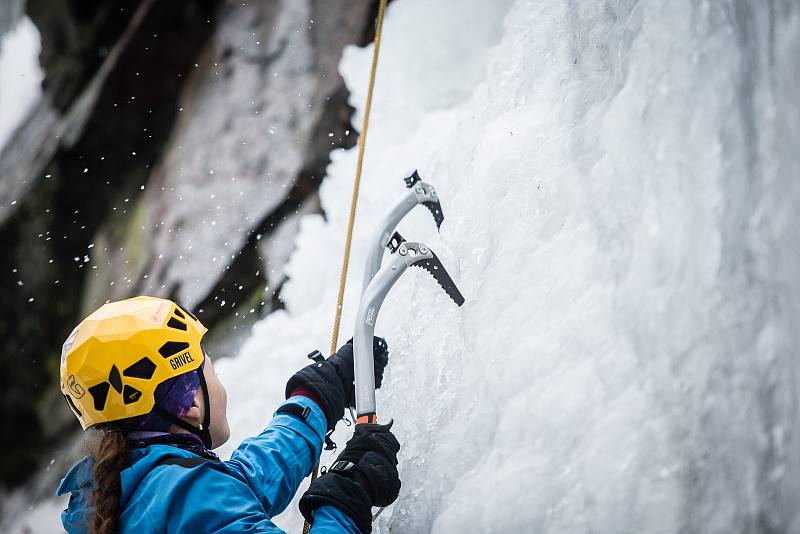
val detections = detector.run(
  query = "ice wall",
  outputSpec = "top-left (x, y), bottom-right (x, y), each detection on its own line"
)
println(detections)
top-left (219, 0), bottom-right (800, 533)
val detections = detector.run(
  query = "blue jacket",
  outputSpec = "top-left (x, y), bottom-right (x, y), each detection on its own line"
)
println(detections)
top-left (57, 396), bottom-right (360, 533)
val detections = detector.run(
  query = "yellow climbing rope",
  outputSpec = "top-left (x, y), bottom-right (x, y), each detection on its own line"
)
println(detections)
top-left (328, 0), bottom-right (389, 356)
top-left (304, 1), bottom-right (389, 532)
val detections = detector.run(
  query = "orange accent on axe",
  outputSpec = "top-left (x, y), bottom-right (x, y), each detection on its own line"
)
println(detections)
top-left (357, 413), bottom-right (377, 425)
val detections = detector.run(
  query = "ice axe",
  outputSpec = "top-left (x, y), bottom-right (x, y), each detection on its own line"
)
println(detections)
top-left (352, 232), bottom-right (463, 522)
top-left (361, 170), bottom-right (444, 293)
top-left (353, 232), bottom-right (464, 425)
top-left (306, 170), bottom-right (448, 400)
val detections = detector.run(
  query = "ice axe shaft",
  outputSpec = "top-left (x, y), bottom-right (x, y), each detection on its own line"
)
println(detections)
top-left (354, 234), bottom-right (464, 422)
top-left (354, 253), bottom-right (410, 421)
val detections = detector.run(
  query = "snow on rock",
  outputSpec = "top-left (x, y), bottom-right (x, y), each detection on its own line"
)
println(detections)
top-left (0, 15), bottom-right (42, 153)
top-left (119, 0), bottom-right (372, 309)
top-left (218, 1), bottom-right (800, 533)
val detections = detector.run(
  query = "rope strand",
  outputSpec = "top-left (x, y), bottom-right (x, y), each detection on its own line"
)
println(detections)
top-left (328, 0), bottom-right (389, 356)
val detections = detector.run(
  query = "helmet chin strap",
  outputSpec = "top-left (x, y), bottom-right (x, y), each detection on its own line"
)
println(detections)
top-left (153, 368), bottom-right (213, 448)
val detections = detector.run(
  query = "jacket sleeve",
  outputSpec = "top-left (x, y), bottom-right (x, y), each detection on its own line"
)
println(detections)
top-left (309, 505), bottom-right (362, 534)
top-left (223, 395), bottom-right (328, 517)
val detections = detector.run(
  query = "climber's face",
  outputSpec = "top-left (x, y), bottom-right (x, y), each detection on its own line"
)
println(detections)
top-left (178, 356), bottom-right (230, 448)
top-left (202, 356), bottom-right (231, 448)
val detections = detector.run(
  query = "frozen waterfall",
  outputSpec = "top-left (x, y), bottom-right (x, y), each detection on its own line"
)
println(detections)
top-left (219, 1), bottom-right (800, 532)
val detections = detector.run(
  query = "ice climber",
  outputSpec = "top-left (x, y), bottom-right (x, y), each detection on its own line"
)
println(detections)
top-left (57, 295), bottom-right (400, 533)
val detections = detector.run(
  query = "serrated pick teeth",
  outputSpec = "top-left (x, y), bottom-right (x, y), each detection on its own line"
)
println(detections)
top-left (422, 201), bottom-right (444, 230)
top-left (411, 257), bottom-right (465, 306)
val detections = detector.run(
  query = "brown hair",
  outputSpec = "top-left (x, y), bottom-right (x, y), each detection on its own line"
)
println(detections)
top-left (88, 427), bottom-right (129, 534)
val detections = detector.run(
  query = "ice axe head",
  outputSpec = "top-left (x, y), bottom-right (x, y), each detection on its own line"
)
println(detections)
top-left (387, 232), bottom-right (465, 306)
top-left (403, 170), bottom-right (445, 230)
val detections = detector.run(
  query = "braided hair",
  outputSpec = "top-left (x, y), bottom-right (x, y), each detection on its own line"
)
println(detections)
top-left (88, 427), bottom-right (129, 534)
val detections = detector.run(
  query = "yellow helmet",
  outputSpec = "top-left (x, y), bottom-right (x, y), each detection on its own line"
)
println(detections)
top-left (60, 296), bottom-right (207, 430)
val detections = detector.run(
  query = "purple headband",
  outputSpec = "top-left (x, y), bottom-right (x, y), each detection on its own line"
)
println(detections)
top-left (130, 358), bottom-right (203, 432)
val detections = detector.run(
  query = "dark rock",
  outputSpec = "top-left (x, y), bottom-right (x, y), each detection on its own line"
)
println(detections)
top-left (0, 0), bottom-right (379, 497)
top-left (89, 0), bottom-right (372, 312)
top-left (0, 0), bottom-right (219, 489)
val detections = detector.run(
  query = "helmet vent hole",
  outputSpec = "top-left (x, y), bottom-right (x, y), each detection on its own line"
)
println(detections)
top-left (173, 308), bottom-right (185, 319)
top-left (159, 341), bottom-right (190, 358)
top-left (123, 357), bottom-right (157, 380)
top-left (108, 365), bottom-right (123, 393)
top-left (63, 394), bottom-right (82, 418)
top-left (167, 317), bottom-right (188, 331)
top-left (88, 382), bottom-right (110, 411)
top-left (123, 385), bottom-right (142, 405)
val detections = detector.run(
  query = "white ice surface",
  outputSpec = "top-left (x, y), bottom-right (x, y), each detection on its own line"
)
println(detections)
top-left (0, 15), bottom-right (42, 152)
top-left (217, 0), bottom-right (800, 532)
top-left (3, 495), bottom-right (67, 534)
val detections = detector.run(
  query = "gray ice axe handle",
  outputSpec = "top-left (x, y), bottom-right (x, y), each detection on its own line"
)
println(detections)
top-left (361, 170), bottom-right (444, 294)
top-left (354, 233), bottom-right (464, 422)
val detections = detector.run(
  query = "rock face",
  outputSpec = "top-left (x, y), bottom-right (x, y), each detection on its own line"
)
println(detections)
top-left (84, 0), bottom-right (374, 343)
top-left (0, 0), bottom-right (377, 496)
top-left (0, 0), bottom-right (220, 490)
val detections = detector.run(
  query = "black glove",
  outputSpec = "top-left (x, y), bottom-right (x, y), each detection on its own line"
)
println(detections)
top-left (299, 422), bottom-right (401, 533)
top-left (286, 337), bottom-right (390, 432)
top-left (333, 336), bottom-right (390, 406)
